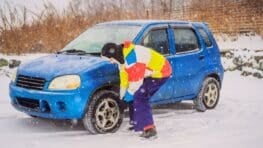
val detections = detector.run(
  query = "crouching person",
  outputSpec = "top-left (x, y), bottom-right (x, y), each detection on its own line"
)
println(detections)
top-left (101, 41), bottom-right (172, 139)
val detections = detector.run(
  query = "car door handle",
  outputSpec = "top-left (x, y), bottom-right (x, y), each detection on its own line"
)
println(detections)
top-left (199, 55), bottom-right (205, 60)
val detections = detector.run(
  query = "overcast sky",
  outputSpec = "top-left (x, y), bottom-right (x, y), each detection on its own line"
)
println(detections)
top-left (0, 0), bottom-right (71, 14)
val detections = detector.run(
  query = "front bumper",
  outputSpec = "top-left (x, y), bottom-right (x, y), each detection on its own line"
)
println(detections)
top-left (9, 83), bottom-right (87, 119)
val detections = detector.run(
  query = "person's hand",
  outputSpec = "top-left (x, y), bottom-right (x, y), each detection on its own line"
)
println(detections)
top-left (119, 88), bottom-right (126, 100)
top-left (123, 91), bottom-right (133, 103)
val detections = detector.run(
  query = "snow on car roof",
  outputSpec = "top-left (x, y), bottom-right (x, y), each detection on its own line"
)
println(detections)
top-left (97, 20), bottom-right (195, 26)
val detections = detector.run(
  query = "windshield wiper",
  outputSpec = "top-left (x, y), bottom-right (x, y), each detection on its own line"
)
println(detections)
top-left (88, 52), bottom-right (101, 56)
top-left (56, 49), bottom-right (89, 55)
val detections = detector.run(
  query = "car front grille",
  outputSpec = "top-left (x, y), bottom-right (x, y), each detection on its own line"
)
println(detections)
top-left (16, 75), bottom-right (46, 90)
top-left (16, 97), bottom-right (40, 110)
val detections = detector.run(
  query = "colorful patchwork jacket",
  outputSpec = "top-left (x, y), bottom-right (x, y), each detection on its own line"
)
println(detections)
top-left (120, 41), bottom-right (172, 101)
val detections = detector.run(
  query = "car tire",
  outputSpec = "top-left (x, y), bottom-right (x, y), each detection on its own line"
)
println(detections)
top-left (28, 115), bottom-right (38, 118)
top-left (194, 77), bottom-right (220, 112)
top-left (82, 90), bottom-right (124, 134)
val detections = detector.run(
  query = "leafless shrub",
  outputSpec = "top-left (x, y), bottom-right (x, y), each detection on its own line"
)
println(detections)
top-left (1, 0), bottom-right (262, 54)
top-left (0, 0), bottom-right (149, 54)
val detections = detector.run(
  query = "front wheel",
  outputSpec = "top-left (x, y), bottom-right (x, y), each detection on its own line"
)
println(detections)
top-left (194, 77), bottom-right (220, 112)
top-left (82, 90), bottom-right (124, 134)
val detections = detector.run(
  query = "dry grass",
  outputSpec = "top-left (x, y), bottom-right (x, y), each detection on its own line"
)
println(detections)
top-left (0, 0), bottom-right (262, 54)
top-left (0, 1), bottom-right (146, 54)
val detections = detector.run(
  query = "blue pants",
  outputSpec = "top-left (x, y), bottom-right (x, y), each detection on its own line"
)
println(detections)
top-left (129, 77), bottom-right (168, 131)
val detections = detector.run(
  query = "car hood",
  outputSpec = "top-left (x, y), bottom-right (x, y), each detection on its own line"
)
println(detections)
top-left (18, 54), bottom-right (109, 81)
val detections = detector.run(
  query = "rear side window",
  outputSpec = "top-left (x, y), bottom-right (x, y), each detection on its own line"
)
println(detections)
top-left (198, 28), bottom-right (212, 47)
top-left (173, 28), bottom-right (200, 54)
top-left (141, 29), bottom-right (169, 55)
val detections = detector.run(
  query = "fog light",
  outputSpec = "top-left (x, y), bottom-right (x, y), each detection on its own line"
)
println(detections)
top-left (57, 102), bottom-right (66, 112)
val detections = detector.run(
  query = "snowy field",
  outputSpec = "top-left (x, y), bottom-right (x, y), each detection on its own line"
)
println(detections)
top-left (216, 34), bottom-right (263, 51)
top-left (0, 55), bottom-right (263, 148)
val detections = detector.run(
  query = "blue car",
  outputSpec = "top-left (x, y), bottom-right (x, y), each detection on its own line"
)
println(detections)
top-left (9, 20), bottom-right (224, 134)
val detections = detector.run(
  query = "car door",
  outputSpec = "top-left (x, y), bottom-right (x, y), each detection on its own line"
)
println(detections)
top-left (139, 24), bottom-right (174, 102)
top-left (169, 25), bottom-right (206, 99)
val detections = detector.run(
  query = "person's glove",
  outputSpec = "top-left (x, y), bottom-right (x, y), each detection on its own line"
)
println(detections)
top-left (123, 91), bottom-right (134, 103)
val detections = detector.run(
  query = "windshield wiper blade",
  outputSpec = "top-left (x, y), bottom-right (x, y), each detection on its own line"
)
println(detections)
top-left (88, 52), bottom-right (101, 56)
top-left (56, 49), bottom-right (88, 55)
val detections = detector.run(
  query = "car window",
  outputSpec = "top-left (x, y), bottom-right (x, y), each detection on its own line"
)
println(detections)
top-left (198, 28), bottom-right (212, 47)
top-left (173, 28), bottom-right (200, 54)
top-left (141, 28), bottom-right (169, 55)
top-left (62, 25), bottom-right (142, 53)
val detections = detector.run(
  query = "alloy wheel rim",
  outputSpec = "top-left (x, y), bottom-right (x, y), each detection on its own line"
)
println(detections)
top-left (95, 98), bottom-right (120, 130)
top-left (203, 83), bottom-right (218, 108)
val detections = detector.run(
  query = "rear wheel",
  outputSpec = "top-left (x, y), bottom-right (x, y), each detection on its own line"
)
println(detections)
top-left (82, 90), bottom-right (124, 134)
top-left (194, 77), bottom-right (220, 112)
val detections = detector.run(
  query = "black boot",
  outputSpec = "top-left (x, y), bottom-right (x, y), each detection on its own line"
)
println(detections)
top-left (140, 127), bottom-right (157, 139)
top-left (127, 126), bottom-right (134, 131)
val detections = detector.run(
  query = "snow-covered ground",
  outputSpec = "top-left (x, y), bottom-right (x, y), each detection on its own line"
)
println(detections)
top-left (0, 55), bottom-right (263, 148)
top-left (216, 34), bottom-right (263, 51)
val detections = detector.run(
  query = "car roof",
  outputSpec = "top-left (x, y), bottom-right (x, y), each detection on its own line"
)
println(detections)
top-left (97, 20), bottom-right (205, 26)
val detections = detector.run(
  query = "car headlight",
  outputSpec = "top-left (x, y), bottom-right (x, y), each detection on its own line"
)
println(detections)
top-left (11, 69), bottom-right (17, 82)
top-left (48, 75), bottom-right (81, 90)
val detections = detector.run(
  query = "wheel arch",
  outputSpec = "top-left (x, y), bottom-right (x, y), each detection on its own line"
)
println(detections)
top-left (93, 84), bottom-right (120, 95)
top-left (206, 73), bottom-right (222, 89)
top-left (195, 72), bottom-right (222, 98)
top-left (81, 83), bottom-right (120, 118)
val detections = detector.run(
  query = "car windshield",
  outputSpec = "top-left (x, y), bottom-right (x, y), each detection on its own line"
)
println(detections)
top-left (62, 24), bottom-right (142, 54)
